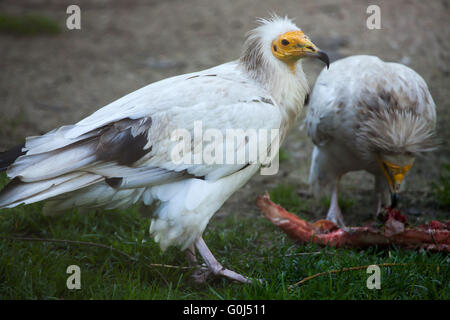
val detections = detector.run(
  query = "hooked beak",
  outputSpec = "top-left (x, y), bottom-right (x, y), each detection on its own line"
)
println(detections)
top-left (297, 38), bottom-right (329, 69)
top-left (273, 31), bottom-right (330, 69)
top-left (389, 172), bottom-right (407, 208)
top-left (376, 155), bottom-right (414, 208)
top-left (391, 193), bottom-right (399, 209)
top-left (305, 50), bottom-right (330, 69)
top-left (297, 35), bottom-right (329, 69)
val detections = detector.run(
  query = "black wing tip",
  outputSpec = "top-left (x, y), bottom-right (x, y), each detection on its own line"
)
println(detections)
top-left (105, 177), bottom-right (123, 189)
top-left (0, 143), bottom-right (26, 172)
top-left (0, 177), bottom-right (22, 207)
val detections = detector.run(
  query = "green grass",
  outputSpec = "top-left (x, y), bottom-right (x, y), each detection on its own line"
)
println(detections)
top-left (0, 13), bottom-right (61, 36)
top-left (0, 174), bottom-right (448, 299)
top-left (278, 148), bottom-right (290, 163)
top-left (433, 163), bottom-right (450, 209)
top-left (320, 196), bottom-right (356, 213)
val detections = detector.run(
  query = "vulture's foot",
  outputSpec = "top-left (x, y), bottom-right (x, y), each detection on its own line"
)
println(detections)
top-left (190, 264), bottom-right (213, 283)
top-left (193, 237), bottom-right (259, 284)
top-left (326, 208), bottom-right (347, 229)
top-left (185, 244), bottom-right (213, 283)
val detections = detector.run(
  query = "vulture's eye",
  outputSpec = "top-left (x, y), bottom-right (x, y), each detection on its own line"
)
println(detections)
top-left (281, 39), bottom-right (289, 46)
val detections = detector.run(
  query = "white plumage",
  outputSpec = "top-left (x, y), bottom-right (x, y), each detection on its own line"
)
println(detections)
top-left (306, 55), bottom-right (437, 226)
top-left (0, 16), bottom-right (328, 282)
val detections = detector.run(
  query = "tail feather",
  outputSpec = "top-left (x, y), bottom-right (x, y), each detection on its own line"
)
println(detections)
top-left (0, 173), bottom-right (102, 208)
top-left (0, 143), bottom-right (25, 172)
top-left (42, 182), bottom-right (147, 215)
top-left (7, 140), bottom-right (97, 182)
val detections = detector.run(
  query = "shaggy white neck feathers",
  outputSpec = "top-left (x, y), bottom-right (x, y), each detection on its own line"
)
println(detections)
top-left (239, 17), bottom-right (309, 126)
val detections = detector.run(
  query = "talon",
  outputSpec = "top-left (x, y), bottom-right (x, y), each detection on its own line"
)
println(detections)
top-left (193, 237), bottom-right (256, 284)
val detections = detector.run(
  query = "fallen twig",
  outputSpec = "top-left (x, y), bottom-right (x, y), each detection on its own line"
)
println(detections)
top-left (288, 262), bottom-right (409, 289)
top-left (254, 251), bottom-right (326, 261)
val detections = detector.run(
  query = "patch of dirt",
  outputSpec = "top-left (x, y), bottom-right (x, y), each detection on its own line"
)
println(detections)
top-left (0, 0), bottom-right (449, 226)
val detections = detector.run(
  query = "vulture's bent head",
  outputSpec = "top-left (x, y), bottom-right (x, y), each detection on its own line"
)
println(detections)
top-left (356, 90), bottom-right (438, 207)
top-left (240, 16), bottom-right (329, 78)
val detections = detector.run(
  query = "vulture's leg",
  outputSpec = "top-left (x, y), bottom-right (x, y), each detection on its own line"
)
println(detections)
top-left (193, 237), bottom-right (253, 283)
top-left (186, 243), bottom-right (213, 283)
top-left (185, 244), bottom-right (197, 265)
top-left (375, 183), bottom-right (383, 218)
top-left (374, 174), bottom-right (390, 219)
top-left (326, 178), bottom-right (346, 227)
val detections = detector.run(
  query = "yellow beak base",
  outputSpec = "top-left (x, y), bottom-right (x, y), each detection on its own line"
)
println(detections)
top-left (376, 155), bottom-right (413, 194)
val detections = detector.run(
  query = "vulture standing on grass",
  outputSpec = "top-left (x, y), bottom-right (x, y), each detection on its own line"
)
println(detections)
top-left (0, 17), bottom-right (329, 283)
top-left (305, 55), bottom-right (437, 227)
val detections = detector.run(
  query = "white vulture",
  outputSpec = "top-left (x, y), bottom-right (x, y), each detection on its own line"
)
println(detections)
top-left (0, 17), bottom-right (329, 283)
top-left (305, 55), bottom-right (437, 227)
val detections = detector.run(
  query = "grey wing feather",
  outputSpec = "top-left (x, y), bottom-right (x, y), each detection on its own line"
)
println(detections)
top-left (0, 116), bottom-right (178, 208)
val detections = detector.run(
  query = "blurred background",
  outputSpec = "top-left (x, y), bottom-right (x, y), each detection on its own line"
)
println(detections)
top-left (0, 0), bottom-right (449, 223)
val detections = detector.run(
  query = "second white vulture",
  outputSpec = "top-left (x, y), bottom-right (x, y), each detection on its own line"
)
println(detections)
top-left (0, 17), bottom-right (329, 283)
top-left (306, 55), bottom-right (437, 227)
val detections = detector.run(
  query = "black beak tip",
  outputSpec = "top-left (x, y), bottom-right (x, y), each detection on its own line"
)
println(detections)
top-left (317, 50), bottom-right (330, 69)
top-left (390, 193), bottom-right (399, 209)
